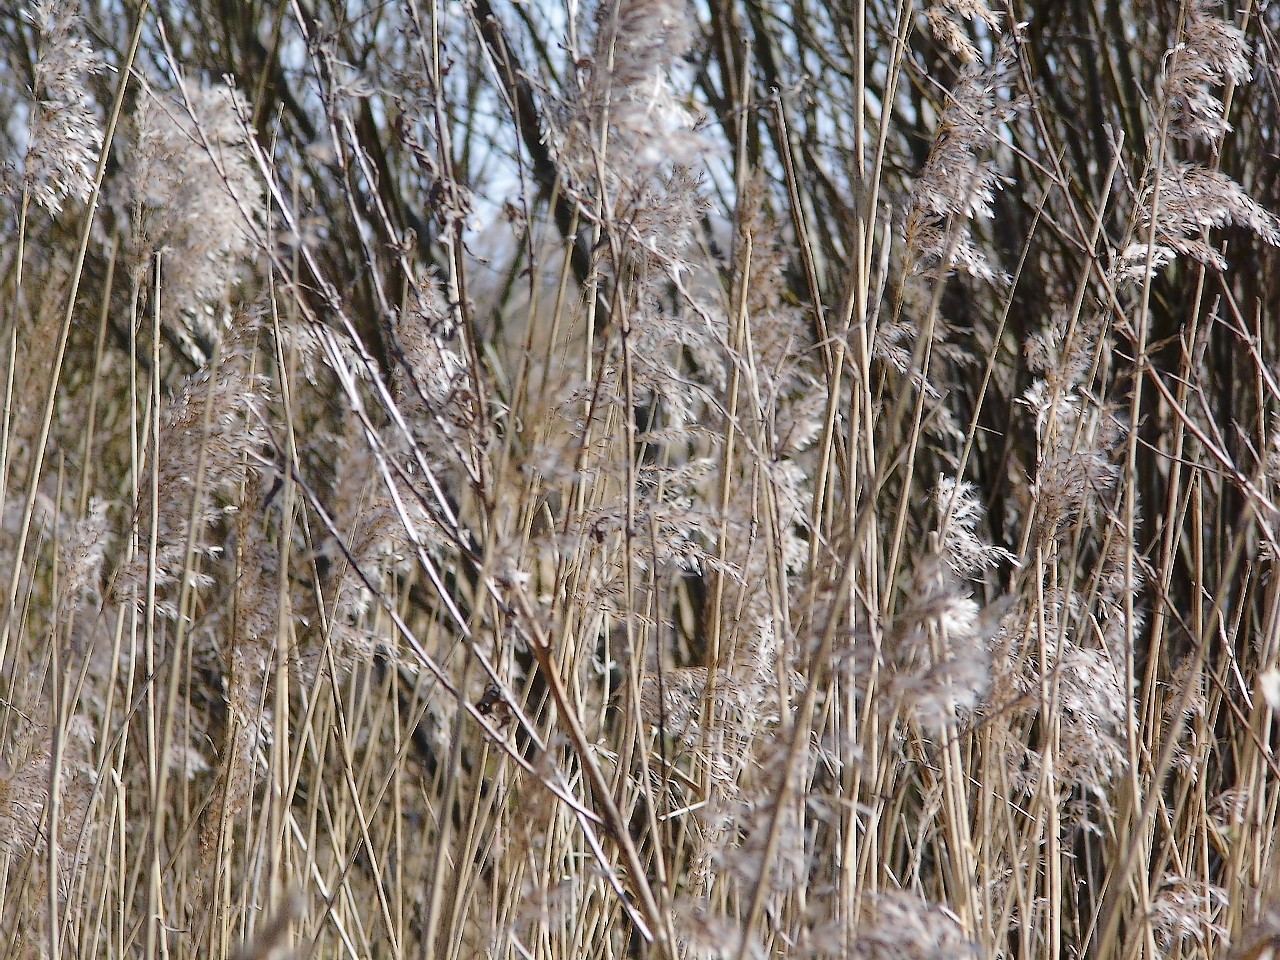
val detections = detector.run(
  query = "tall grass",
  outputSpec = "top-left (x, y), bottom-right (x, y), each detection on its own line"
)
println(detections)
top-left (2, 0), bottom-right (1279, 957)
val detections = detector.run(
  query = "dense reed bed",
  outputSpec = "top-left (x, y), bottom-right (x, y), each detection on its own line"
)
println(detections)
top-left (2, 0), bottom-right (1280, 957)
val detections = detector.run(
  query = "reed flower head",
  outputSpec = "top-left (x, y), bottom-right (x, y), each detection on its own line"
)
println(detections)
top-left (852, 890), bottom-right (980, 959)
top-left (905, 44), bottom-right (1021, 283)
top-left (125, 83), bottom-right (262, 345)
top-left (1161, 0), bottom-right (1250, 145)
top-left (19, 0), bottom-right (103, 213)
